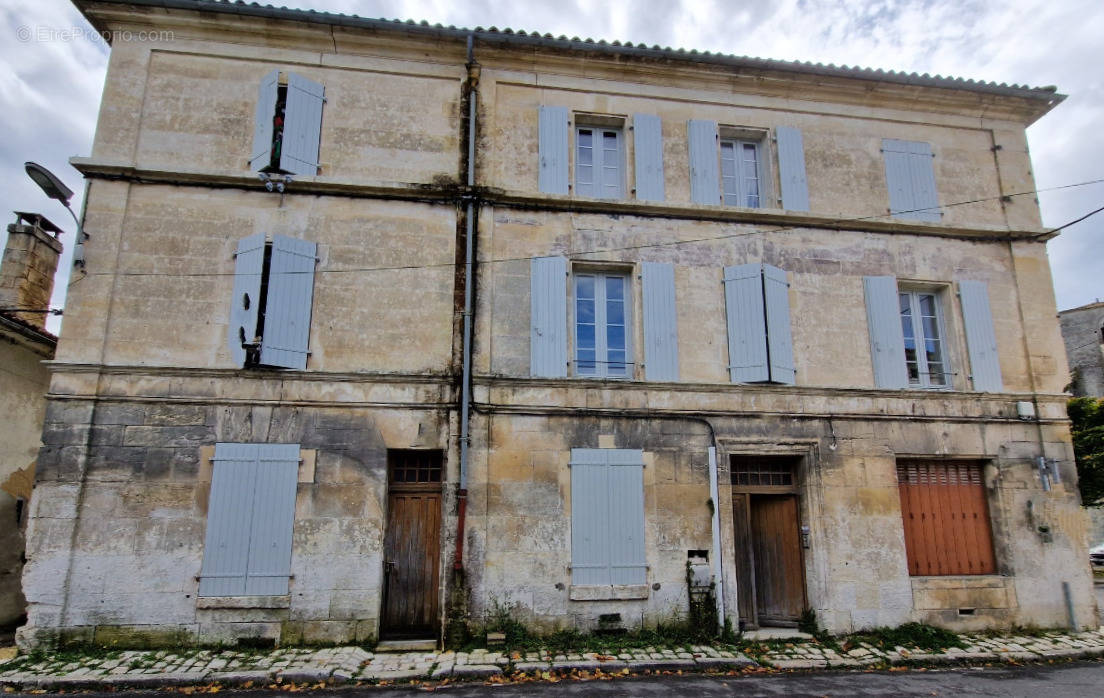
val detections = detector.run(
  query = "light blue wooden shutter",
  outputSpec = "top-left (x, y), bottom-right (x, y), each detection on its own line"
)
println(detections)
top-left (570, 449), bottom-right (609, 585)
top-left (958, 280), bottom-right (1003, 392)
top-left (606, 449), bottom-right (647, 585)
top-left (531, 256), bottom-right (568, 377)
top-left (259, 235), bottom-right (317, 370)
top-left (244, 444), bottom-right (300, 595)
top-left (642, 262), bottom-right (679, 381)
top-left (570, 449), bottom-right (646, 586)
top-left (883, 139), bottom-right (940, 222)
top-left (776, 126), bottom-right (810, 212)
top-left (723, 264), bottom-right (769, 382)
top-left (250, 70), bottom-right (279, 171)
top-left (633, 113), bottom-right (665, 202)
top-left (863, 275), bottom-right (909, 388)
top-left (539, 106), bottom-right (569, 194)
top-left (200, 443), bottom-right (257, 596)
top-left (688, 119), bottom-right (719, 205)
top-left (228, 233), bottom-right (266, 368)
top-left (200, 443), bottom-right (299, 597)
top-left (762, 264), bottom-right (795, 385)
top-left (279, 73), bottom-right (325, 175)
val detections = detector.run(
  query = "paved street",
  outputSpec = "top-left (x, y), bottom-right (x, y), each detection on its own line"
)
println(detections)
top-left (4, 660), bottom-right (1101, 697)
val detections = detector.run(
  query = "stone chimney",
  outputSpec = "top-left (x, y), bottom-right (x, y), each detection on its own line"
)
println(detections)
top-left (0, 212), bottom-right (63, 331)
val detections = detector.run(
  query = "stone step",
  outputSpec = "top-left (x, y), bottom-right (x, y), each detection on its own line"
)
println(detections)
top-left (743, 628), bottom-right (814, 642)
top-left (375, 639), bottom-right (437, 652)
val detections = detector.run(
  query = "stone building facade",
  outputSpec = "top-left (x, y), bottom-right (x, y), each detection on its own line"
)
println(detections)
top-left (1059, 301), bottom-right (1104, 398)
top-left (19, 0), bottom-right (1093, 647)
top-left (1, 213), bottom-right (62, 630)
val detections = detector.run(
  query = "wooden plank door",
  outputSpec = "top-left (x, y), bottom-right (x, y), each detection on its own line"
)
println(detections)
top-left (731, 493), bottom-right (757, 626)
top-left (381, 450), bottom-right (443, 639)
top-left (749, 494), bottom-right (805, 624)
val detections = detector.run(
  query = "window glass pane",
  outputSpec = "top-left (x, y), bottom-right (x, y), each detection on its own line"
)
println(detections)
top-left (577, 275), bottom-right (595, 299)
top-left (607, 324), bottom-right (625, 351)
top-left (576, 297), bottom-right (595, 324)
top-left (918, 294), bottom-right (936, 316)
top-left (606, 299), bottom-right (624, 325)
top-left (577, 322), bottom-right (595, 349)
top-left (577, 349), bottom-right (596, 374)
top-left (605, 276), bottom-right (624, 300)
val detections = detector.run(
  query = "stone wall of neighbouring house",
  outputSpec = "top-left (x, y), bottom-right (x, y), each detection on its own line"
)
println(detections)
top-left (1060, 303), bottom-right (1104, 397)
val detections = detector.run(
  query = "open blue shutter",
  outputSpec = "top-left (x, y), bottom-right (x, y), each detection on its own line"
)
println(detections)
top-left (724, 264), bottom-right (769, 382)
top-left (958, 280), bottom-right (1003, 392)
top-left (531, 256), bottom-right (568, 377)
top-left (776, 126), bottom-right (810, 212)
top-left (607, 449), bottom-right (647, 585)
top-left (633, 113), bottom-right (665, 201)
top-left (763, 264), bottom-right (795, 385)
top-left (228, 233), bottom-right (266, 368)
top-left (250, 70), bottom-right (279, 171)
top-left (688, 120), bottom-right (719, 205)
top-left (244, 444), bottom-right (300, 595)
top-left (863, 275), bottom-right (909, 388)
top-left (279, 73), bottom-right (324, 175)
top-left (642, 262), bottom-right (679, 381)
top-left (571, 449), bottom-right (609, 585)
top-left (200, 443), bottom-right (258, 596)
top-left (539, 106), bottom-right (569, 194)
top-left (883, 139), bottom-right (940, 222)
top-left (259, 235), bottom-right (317, 370)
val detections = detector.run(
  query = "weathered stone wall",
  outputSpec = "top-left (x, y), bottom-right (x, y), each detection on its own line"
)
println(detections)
top-left (22, 397), bottom-right (455, 647)
top-left (1059, 302), bottom-right (1104, 397)
top-left (0, 339), bottom-right (51, 627)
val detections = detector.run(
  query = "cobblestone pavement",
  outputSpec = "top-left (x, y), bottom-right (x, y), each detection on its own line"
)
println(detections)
top-left (1, 629), bottom-right (1102, 690)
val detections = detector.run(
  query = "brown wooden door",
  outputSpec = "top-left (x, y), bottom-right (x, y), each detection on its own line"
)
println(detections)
top-left (749, 494), bottom-right (805, 624)
top-left (731, 493), bottom-right (757, 625)
top-left (381, 450), bottom-right (443, 639)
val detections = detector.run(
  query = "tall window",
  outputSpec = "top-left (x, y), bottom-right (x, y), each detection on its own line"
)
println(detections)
top-left (899, 291), bottom-right (947, 387)
top-left (576, 127), bottom-right (623, 199)
top-left (721, 139), bottom-right (762, 208)
top-left (575, 272), bottom-right (630, 378)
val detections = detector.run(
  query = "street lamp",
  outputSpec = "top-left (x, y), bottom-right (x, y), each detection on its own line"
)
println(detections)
top-left (24, 161), bottom-right (87, 267)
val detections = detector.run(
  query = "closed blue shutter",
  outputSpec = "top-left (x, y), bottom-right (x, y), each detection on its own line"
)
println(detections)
top-left (688, 120), bottom-right (720, 205)
top-left (259, 235), bottom-right (317, 370)
top-left (200, 443), bottom-right (299, 597)
top-left (883, 139), bottom-right (940, 222)
top-left (539, 106), bottom-right (570, 194)
top-left (633, 113), bottom-right (665, 202)
top-left (228, 233), bottom-right (266, 368)
top-left (250, 70), bottom-right (279, 171)
top-left (244, 444), bottom-right (300, 595)
top-left (762, 264), bottom-right (796, 385)
top-left (641, 262), bottom-right (679, 381)
top-left (958, 280), bottom-right (1003, 392)
top-left (723, 264), bottom-right (769, 382)
top-left (606, 449), bottom-right (647, 585)
top-left (863, 275), bottom-right (909, 388)
top-left (776, 126), bottom-right (810, 212)
top-left (279, 73), bottom-right (325, 175)
top-left (531, 256), bottom-right (568, 377)
top-left (570, 448), bottom-right (646, 586)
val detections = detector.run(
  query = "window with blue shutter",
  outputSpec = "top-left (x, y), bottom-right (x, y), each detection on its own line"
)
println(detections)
top-left (200, 443), bottom-right (300, 597)
top-left (576, 126), bottom-right (624, 199)
top-left (641, 262), bottom-right (679, 381)
top-left (776, 126), bottom-right (810, 212)
top-left (632, 113), bottom-right (665, 202)
top-left (864, 277), bottom-right (963, 390)
top-left (251, 71), bottom-right (325, 175)
top-left (574, 271), bottom-right (631, 378)
top-left (228, 234), bottom-right (317, 370)
top-left (723, 264), bottom-right (795, 384)
top-left (882, 139), bottom-right (940, 222)
top-left (864, 276), bottom-right (909, 389)
top-left (688, 119), bottom-right (720, 205)
top-left (570, 448), bottom-right (647, 587)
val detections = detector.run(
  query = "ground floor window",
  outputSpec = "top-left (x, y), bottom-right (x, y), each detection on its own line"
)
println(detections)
top-left (569, 448), bottom-right (646, 586)
top-left (896, 460), bottom-right (997, 576)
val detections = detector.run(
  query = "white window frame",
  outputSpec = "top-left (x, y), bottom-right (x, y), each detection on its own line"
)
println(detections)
top-left (720, 138), bottom-right (764, 208)
top-left (572, 269), bottom-right (632, 379)
top-left (575, 125), bottom-right (624, 199)
top-left (899, 290), bottom-right (951, 389)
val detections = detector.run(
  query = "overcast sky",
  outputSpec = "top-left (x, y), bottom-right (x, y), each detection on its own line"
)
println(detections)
top-left (2, 0), bottom-right (1101, 334)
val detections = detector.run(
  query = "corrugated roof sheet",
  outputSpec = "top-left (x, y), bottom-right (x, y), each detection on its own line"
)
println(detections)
top-left (78, 0), bottom-right (1063, 102)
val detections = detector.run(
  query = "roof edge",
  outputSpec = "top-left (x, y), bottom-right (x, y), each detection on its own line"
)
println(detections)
top-left (73, 0), bottom-right (1066, 110)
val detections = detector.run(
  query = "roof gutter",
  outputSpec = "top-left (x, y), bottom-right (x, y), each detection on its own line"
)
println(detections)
top-left (74, 0), bottom-right (1065, 110)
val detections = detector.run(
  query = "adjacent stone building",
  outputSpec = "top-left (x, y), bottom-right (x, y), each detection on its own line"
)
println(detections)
top-left (1059, 301), bottom-right (1104, 397)
top-left (19, 0), bottom-right (1093, 648)
top-left (1, 213), bottom-right (62, 631)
